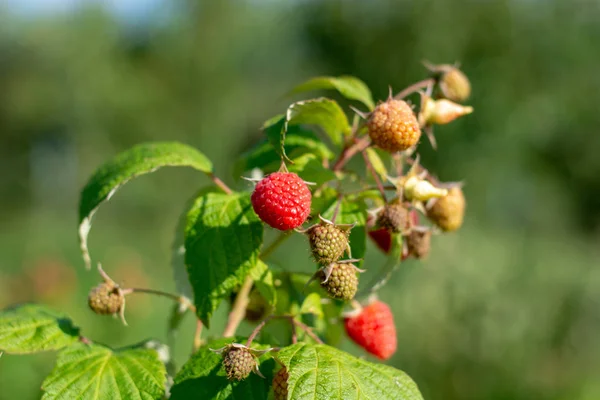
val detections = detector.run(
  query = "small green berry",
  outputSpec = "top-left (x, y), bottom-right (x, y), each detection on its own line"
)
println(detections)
top-left (222, 345), bottom-right (256, 381)
top-left (307, 223), bottom-right (349, 265)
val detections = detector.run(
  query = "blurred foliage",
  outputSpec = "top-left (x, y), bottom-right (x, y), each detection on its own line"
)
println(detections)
top-left (0, 0), bottom-right (599, 399)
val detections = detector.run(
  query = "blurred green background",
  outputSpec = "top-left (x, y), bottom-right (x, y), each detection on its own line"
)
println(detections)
top-left (1, 0), bottom-right (600, 399)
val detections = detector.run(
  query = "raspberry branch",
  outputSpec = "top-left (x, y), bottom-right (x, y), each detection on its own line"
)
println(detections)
top-left (223, 275), bottom-right (254, 337)
top-left (332, 136), bottom-right (371, 172)
top-left (393, 78), bottom-right (435, 100)
top-left (120, 287), bottom-right (196, 313)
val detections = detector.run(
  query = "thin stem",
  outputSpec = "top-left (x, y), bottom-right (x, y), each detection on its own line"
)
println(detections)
top-left (246, 315), bottom-right (275, 347)
top-left (245, 315), bottom-right (324, 347)
top-left (121, 288), bottom-right (196, 313)
top-left (209, 173), bottom-right (233, 195)
top-left (293, 319), bottom-right (324, 344)
top-left (361, 149), bottom-right (386, 200)
top-left (193, 320), bottom-right (204, 353)
top-left (222, 275), bottom-right (254, 337)
top-left (393, 78), bottom-right (435, 100)
top-left (332, 136), bottom-right (371, 172)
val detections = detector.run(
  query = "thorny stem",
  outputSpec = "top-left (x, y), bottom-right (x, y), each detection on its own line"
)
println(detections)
top-left (393, 78), bottom-right (435, 100)
top-left (209, 172), bottom-right (233, 195)
top-left (332, 136), bottom-right (371, 172)
top-left (120, 288), bottom-right (196, 313)
top-left (245, 315), bottom-right (324, 347)
top-left (361, 149), bottom-right (387, 200)
top-left (222, 275), bottom-right (254, 337)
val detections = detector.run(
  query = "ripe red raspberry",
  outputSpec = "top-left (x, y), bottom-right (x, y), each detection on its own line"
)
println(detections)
top-left (344, 300), bottom-right (397, 360)
top-left (251, 172), bottom-right (312, 231)
top-left (367, 99), bottom-right (421, 153)
top-left (272, 367), bottom-right (289, 400)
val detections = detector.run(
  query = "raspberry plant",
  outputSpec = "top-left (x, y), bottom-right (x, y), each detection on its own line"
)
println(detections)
top-left (0, 63), bottom-right (473, 399)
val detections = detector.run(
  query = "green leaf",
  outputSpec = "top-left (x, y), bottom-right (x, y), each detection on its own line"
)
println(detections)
top-left (78, 141), bottom-right (213, 269)
top-left (286, 98), bottom-right (351, 147)
top-left (42, 343), bottom-right (167, 400)
top-left (288, 154), bottom-right (337, 186)
top-left (289, 76), bottom-right (376, 110)
top-left (0, 304), bottom-right (80, 354)
top-left (277, 343), bottom-right (423, 400)
top-left (249, 260), bottom-right (277, 307)
top-left (323, 198), bottom-right (368, 265)
top-left (298, 293), bottom-right (324, 318)
top-left (235, 127), bottom-right (334, 177)
top-left (263, 114), bottom-right (289, 162)
top-left (170, 338), bottom-right (275, 400)
top-left (184, 190), bottom-right (263, 327)
top-left (365, 147), bottom-right (389, 180)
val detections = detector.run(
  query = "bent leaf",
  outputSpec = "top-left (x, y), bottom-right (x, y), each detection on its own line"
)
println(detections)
top-left (184, 190), bottom-right (263, 327)
top-left (286, 98), bottom-right (351, 147)
top-left (79, 142), bottom-right (213, 269)
top-left (277, 343), bottom-right (423, 400)
top-left (42, 343), bottom-right (167, 400)
top-left (170, 337), bottom-right (275, 400)
top-left (289, 76), bottom-right (375, 110)
top-left (0, 304), bottom-right (80, 354)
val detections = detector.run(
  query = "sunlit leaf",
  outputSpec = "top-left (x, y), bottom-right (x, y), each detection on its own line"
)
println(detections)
top-left (0, 304), bottom-right (80, 354)
top-left (277, 343), bottom-right (423, 400)
top-left (289, 76), bottom-right (375, 110)
top-left (42, 343), bottom-right (167, 400)
top-left (78, 142), bottom-right (213, 269)
top-left (184, 189), bottom-right (263, 327)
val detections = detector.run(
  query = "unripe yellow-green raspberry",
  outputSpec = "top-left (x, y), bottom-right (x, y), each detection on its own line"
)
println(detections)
top-left (222, 345), bottom-right (256, 381)
top-left (307, 224), bottom-right (349, 265)
top-left (320, 263), bottom-right (359, 301)
top-left (440, 67), bottom-right (471, 103)
top-left (368, 99), bottom-right (421, 153)
top-left (88, 282), bottom-right (124, 315)
top-left (377, 200), bottom-right (410, 233)
top-left (427, 187), bottom-right (466, 232)
top-left (273, 367), bottom-right (289, 400)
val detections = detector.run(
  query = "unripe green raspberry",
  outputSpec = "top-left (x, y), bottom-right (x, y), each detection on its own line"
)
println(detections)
top-left (368, 99), bottom-right (421, 153)
top-left (88, 282), bottom-right (124, 315)
top-left (222, 345), bottom-right (256, 381)
top-left (406, 230), bottom-right (432, 259)
top-left (272, 367), bottom-right (289, 400)
top-left (377, 200), bottom-right (410, 233)
top-left (307, 223), bottom-right (349, 265)
top-left (427, 187), bottom-right (466, 232)
top-left (320, 263), bottom-right (359, 301)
